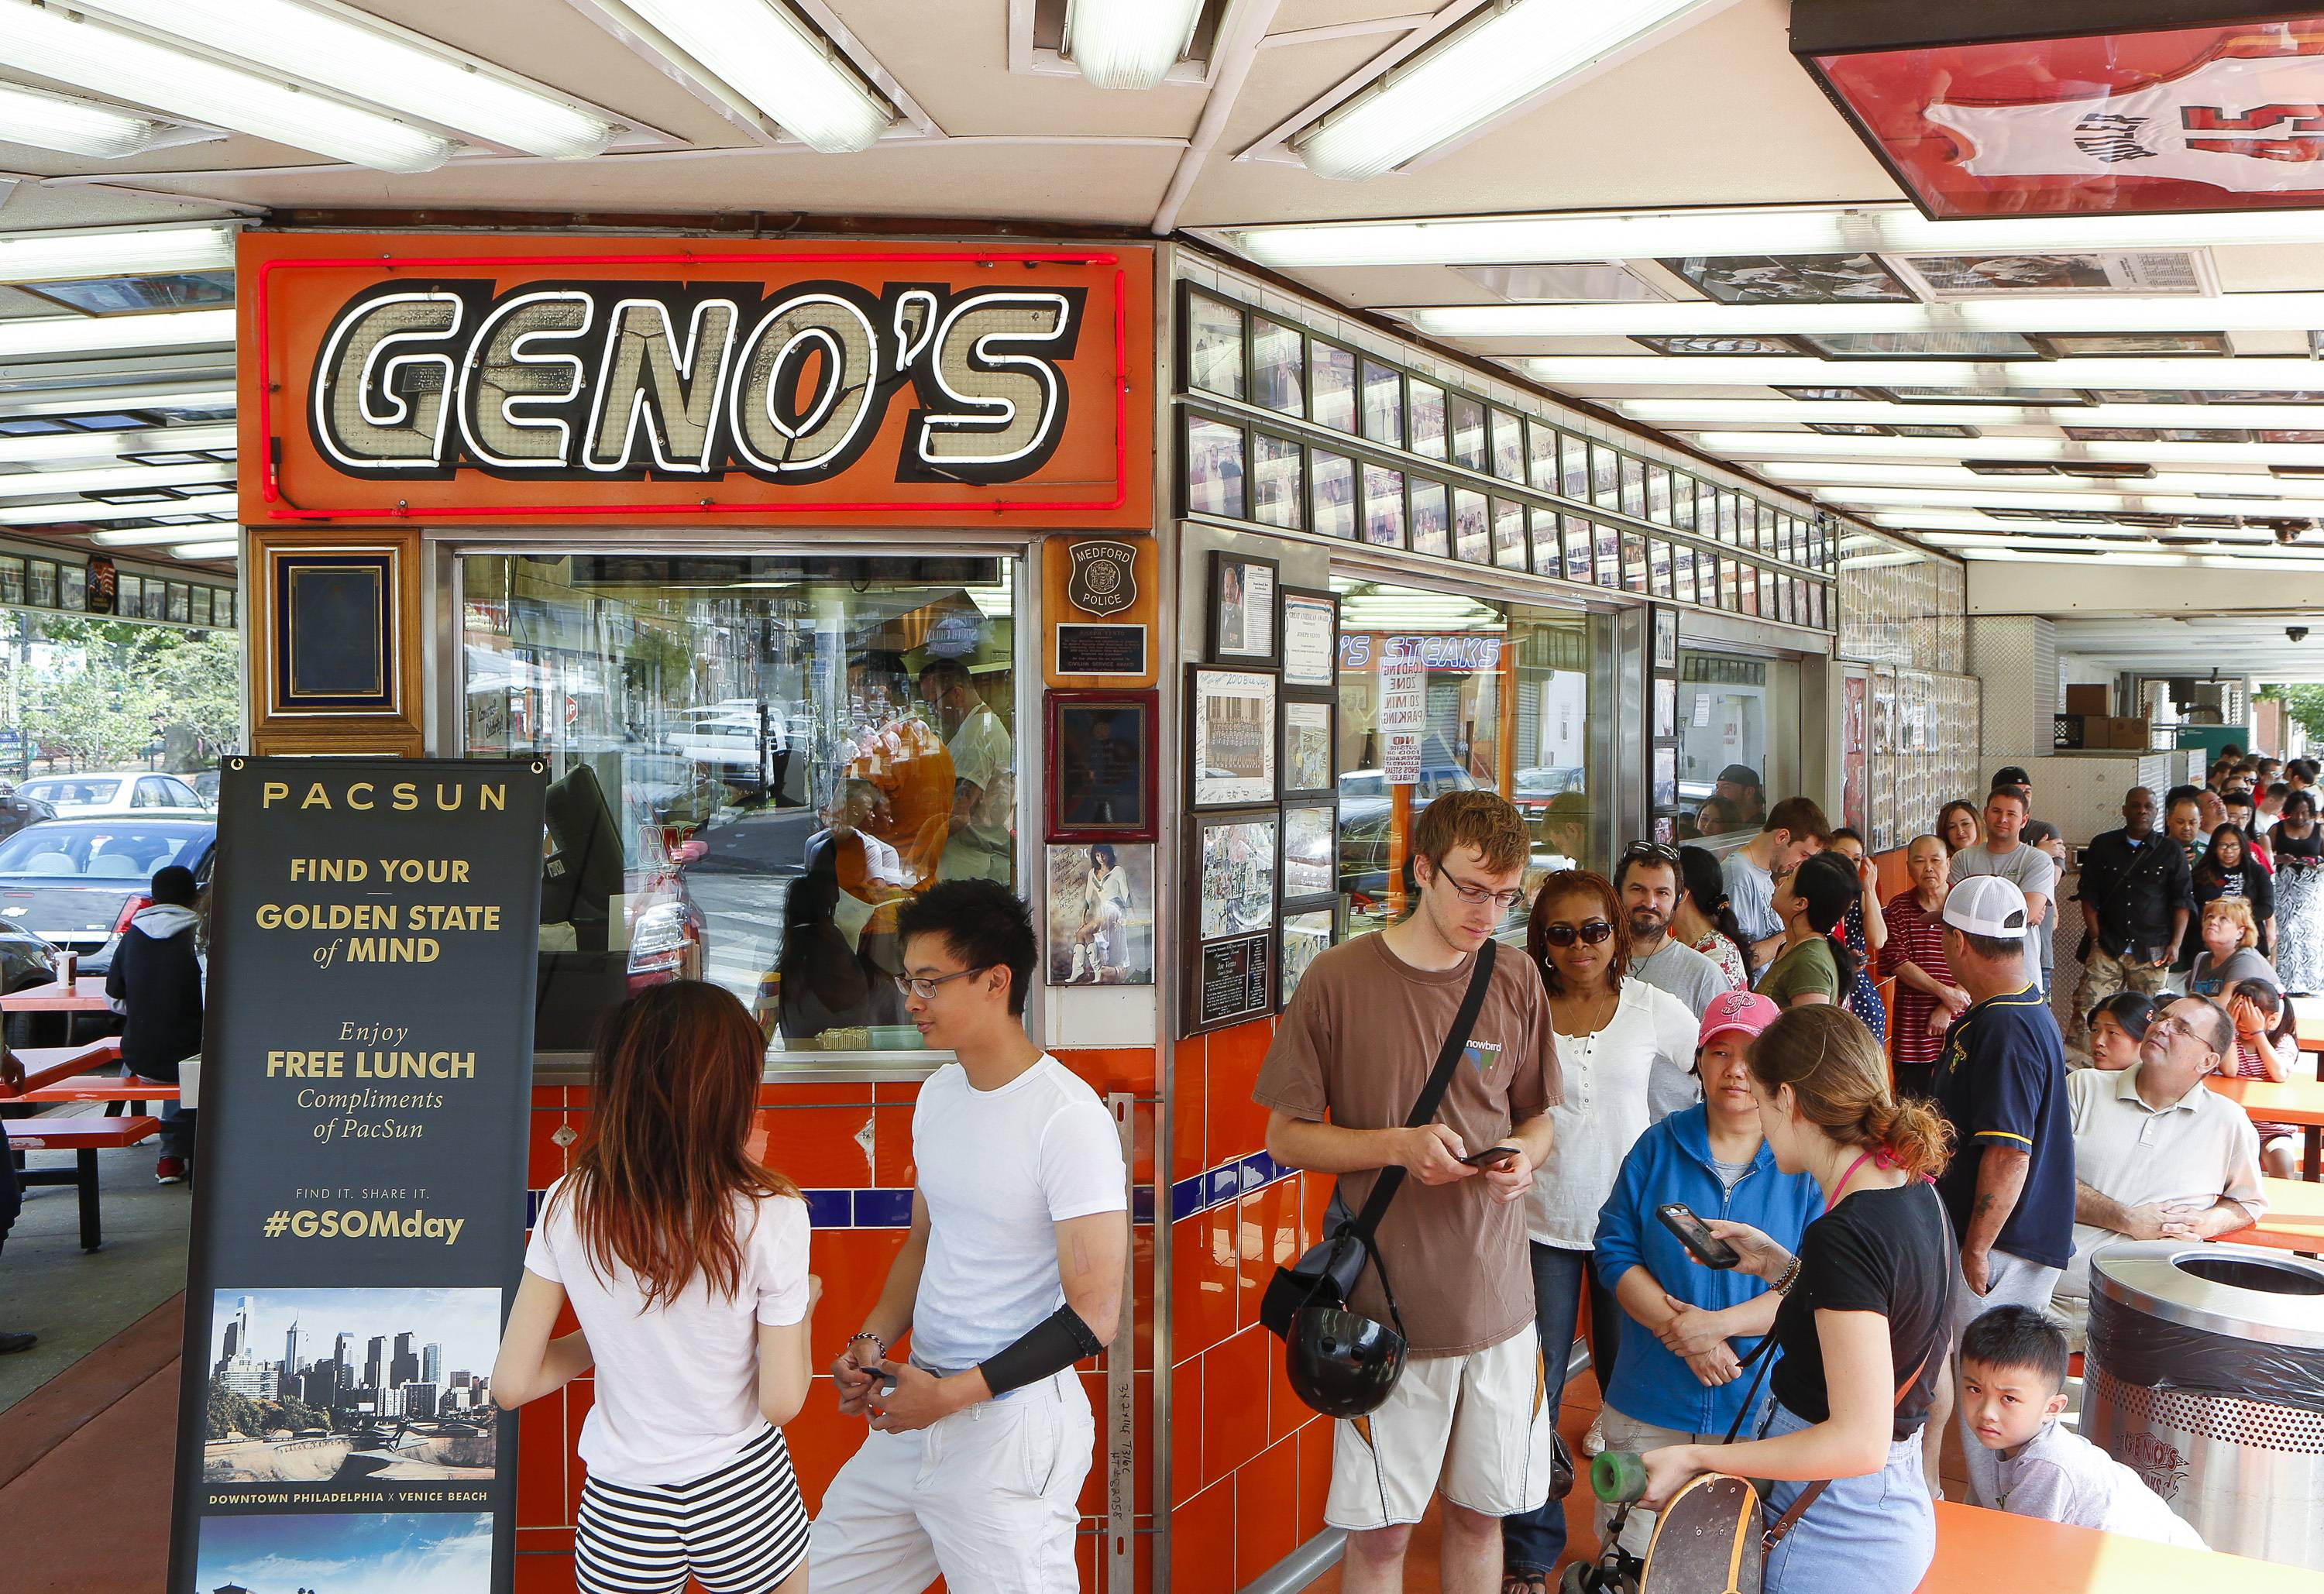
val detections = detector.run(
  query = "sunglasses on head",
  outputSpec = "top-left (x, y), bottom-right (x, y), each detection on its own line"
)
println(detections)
top-left (1621, 840), bottom-right (1681, 865)
top-left (1540, 919), bottom-right (1614, 948)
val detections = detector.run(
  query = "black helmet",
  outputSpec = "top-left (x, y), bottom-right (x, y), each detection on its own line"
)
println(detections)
top-left (1286, 1306), bottom-right (1405, 1418)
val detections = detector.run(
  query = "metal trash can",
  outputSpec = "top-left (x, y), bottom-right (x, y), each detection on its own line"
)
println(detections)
top-left (2084, 1241), bottom-right (2324, 1568)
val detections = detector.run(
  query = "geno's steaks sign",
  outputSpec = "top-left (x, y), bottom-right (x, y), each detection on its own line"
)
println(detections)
top-left (239, 234), bottom-right (1153, 527)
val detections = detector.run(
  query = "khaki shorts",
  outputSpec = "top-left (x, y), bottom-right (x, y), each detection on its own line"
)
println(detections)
top-left (1325, 1327), bottom-right (1562, 1532)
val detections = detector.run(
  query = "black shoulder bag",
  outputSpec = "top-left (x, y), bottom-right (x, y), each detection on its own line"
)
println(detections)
top-left (1258, 939), bottom-right (1498, 1343)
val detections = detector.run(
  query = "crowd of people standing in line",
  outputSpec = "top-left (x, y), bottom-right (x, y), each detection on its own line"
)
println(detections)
top-left (478, 747), bottom-right (2301, 1594)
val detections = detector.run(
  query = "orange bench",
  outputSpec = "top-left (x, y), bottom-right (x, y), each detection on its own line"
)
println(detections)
top-left (0, 1038), bottom-right (123, 1099)
top-left (6, 1115), bottom-right (160, 1251)
top-left (1918, 1500), bottom-right (2309, 1592)
top-left (20, 1074), bottom-right (179, 1108)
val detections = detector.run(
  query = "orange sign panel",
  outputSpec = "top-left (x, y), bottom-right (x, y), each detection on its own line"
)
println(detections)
top-left (239, 232), bottom-right (1153, 527)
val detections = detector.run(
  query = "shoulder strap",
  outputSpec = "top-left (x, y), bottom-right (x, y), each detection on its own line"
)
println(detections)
top-left (1344, 939), bottom-right (1500, 1249)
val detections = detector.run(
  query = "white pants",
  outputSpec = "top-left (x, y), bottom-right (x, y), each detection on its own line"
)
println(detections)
top-left (810, 1370), bottom-right (1092, 1594)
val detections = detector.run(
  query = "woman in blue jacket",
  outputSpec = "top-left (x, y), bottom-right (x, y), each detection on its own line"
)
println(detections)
top-left (1590, 990), bottom-right (1824, 1553)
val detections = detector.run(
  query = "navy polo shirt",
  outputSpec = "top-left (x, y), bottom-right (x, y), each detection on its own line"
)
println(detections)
top-left (1931, 983), bottom-right (2075, 1271)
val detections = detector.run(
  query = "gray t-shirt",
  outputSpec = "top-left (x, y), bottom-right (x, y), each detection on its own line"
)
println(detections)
top-left (1951, 843), bottom-right (2059, 973)
top-left (1629, 937), bottom-right (1730, 1020)
top-left (2188, 947), bottom-right (2277, 1000)
top-left (1962, 1418), bottom-right (2205, 1548)
top-left (1723, 851), bottom-right (1779, 945)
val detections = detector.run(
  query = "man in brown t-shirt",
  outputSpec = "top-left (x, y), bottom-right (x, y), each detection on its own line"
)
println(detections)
top-left (1257, 791), bottom-right (1562, 1594)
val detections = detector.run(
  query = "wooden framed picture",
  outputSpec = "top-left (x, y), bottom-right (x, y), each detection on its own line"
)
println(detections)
top-left (1187, 665), bottom-right (1277, 808)
top-left (1046, 689), bottom-right (1157, 841)
top-left (1281, 799), bottom-right (1338, 904)
top-left (1205, 548), bottom-right (1280, 666)
top-left (1280, 586), bottom-right (1339, 689)
top-left (1280, 695), bottom-right (1336, 800)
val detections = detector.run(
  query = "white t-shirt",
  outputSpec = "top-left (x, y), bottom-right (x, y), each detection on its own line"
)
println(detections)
top-left (910, 1054), bottom-right (1129, 1371)
top-left (1952, 842), bottom-right (2059, 970)
top-left (524, 1178), bottom-right (810, 1484)
top-left (1528, 980), bottom-right (1701, 1249)
top-left (1724, 852), bottom-right (1779, 945)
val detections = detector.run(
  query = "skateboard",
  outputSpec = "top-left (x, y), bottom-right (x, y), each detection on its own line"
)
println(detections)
top-left (1563, 1452), bottom-right (1763, 1594)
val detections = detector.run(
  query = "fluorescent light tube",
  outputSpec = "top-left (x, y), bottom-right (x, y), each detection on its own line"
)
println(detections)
top-left (0, 462), bottom-right (233, 498)
top-left (1687, 433), bottom-right (2324, 470)
top-left (1760, 461), bottom-right (2324, 497)
top-left (1618, 398), bottom-right (2324, 431)
top-left (1519, 356), bottom-right (2324, 391)
top-left (1822, 487), bottom-right (2324, 515)
top-left (1294, 0), bottom-right (1726, 181)
top-left (1406, 291), bottom-right (2324, 339)
top-left (0, 0), bottom-right (457, 173)
top-left (0, 385), bottom-right (236, 420)
top-left (86, 521), bottom-right (228, 541)
top-left (1229, 201), bottom-right (2324, 270)
top-left (0, 225), bottom-right (237, 287)
top-left (0, 81), bottom-right (165, 160)
top-left (77, 0), bottom-right (615, 160)
top-left (604, 0), bottom-right (893, 153)
top-left (0, 424), bottom-right (235, 468)
top-left (0, 309), bottom-right (236, 362)
top-left (169, 539), bottom-right (239, 559)
top-left (1063, 0), bottom-right (1203, 90)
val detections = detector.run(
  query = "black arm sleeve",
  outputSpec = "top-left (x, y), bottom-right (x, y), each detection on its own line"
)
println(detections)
top-left (979, 1303), bottom-right (1105, 1395)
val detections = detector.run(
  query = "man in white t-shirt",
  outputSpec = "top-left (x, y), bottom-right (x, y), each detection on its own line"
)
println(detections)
top-left (813, 880), bottom-right (1129, 1594)
top-left (1950, 787), bottom-right (2058, 999)
top-left (920, 659), bottom-right (1015, 884)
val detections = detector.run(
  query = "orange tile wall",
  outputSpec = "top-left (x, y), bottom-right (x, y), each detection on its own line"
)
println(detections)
top-left (517, 1045), bottom-right (1158, 1594)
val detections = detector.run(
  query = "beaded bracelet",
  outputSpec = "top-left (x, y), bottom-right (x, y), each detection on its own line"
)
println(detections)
top-left (1772, 1256), bottom-right (1803, 1296)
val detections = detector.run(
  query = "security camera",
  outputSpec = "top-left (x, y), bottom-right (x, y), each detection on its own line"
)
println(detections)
top-left (2292, 626), bottom-right (2311, 643)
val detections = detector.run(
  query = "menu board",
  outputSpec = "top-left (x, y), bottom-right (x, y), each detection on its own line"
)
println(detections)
top-left (168, 759), bottom-right (547, 1594)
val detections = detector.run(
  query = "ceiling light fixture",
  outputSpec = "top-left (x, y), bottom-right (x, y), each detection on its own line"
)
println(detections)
top-left (0, 462), bottom-right (234, 499)
top-left (0, 385), bottom-right (235, 421)
top-left (1405, 291), bottom-right (2324, 339)
top-left (84, 521), bottom-right (226, 541)
top-left (0, 224), bottom-right (238, 287)
top-left (1760, 461), bottom-right (2324, 499)
top-left (1229, 201), bottom-right (2324, 270)
top-left (77, 0), bottom-right (617, 159)
top-left (0, 0), bottom-right (457, 172)
top-left (0, 424), bottom-right (236, 468)
top-left (0, 80), bottom-right (166, 160)
top-left (0, 309), bottom-right (236, 362)
top-left (587, 0), bottom-right (895, 153)
top-left (1061, 0), bottom-right (1204, 90)
top-left (168, 538), bottom-right (239, 560)
top-left (1520, 355), bottom-right (2324, 391)
top-left (1821, 486), bottom-right (2324, 516)
top-left (1859, 510), bottom-right (2274, 539)
top-left (1292, 0), bottom-right (1730, 181)
top-left (1686, 432), bottom-right (2324, 470)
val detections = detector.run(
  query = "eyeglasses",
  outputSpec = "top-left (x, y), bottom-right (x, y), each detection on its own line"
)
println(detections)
top-left (1539, 919), bottom-right (1615, 948)
top-left (893, 967), bottom-right (990, 1001)
top-left (1438, 869), bottom-right (1525, 911)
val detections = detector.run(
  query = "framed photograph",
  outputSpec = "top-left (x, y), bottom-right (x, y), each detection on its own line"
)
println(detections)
top-left (1184, 413), bottom-right (1246, 519)
top-left (1666, 253), bottom-right (1915, 305)
top-left (215, 587), bottom-right (235, 628)
top-left (1361, 462), bottom-right (1406, 547)
top-left (60, 563), bottom-right (86, 613)
top-left (1808, 421), bottom-right (1893, 436)
top-left (1184, 287), bottom-right (1246, 400)
top-left (1047, 690), bottom-right (1156, 840)
top-left (1408, 380), bottom-right (1447, 459)
top-left (1281, 588), bottom-right (1339, 689)
top-left (1410, 478), bottom-right (1451, 558)
top-left (0, 555), bottom-right (23, 607)
top-left (1281, 696), bottom-right (1336, 799)
top-left (1453, 487), bottom-right (1490, 563)
top-left (191, 582), bottom-right (212, 626)
top-left (1312, 341), bottom-right (1358, 433)
top-left (1889, 249), bottom-right (2212, 300)
top-left (1281, 905), bottom-right (1336, 1008)
top-left (1205, 549), bottom-right (1280, 665)
top-left (1281, 800), bottom-right (1336, 902)
top-left (1252, 316), bottom-right (1305, 416)
top-left (1491, 408), bottom-right (1525, 482)
top-left (1449, 393), bottom-right (1487, 473)
top-left (1652, 608), bottom-right (1678, 670)
top-left (1633, 334), bottom-right (1804, 356)
top-left (1250, 431), bottom-right (1304, 530)
top-left (1186, 928), bottom-right (1274, 1036)
top-left (168, 581), bottom-right (191, 623)
top-left (1361, 358), bottom-right (1404, 447)
top-left (1890, 423), bottom-right (1978, 438)
top-left (2036, 331), bottom-right (2231, 359)
top-left (1312, 451), bottom-right (1356, 540)
top-left (1193, 809), bottom-right (1278, 940)
top-left (1654, 676), bottom-right (1677, 740)
top-left (1654, 744), bottom-right (1679, 809)
top-left (115, 572), bottom-right (140, 617)
top-left (1796, 329), bottom-right (2045, 360)
top-left (1047, 841), bottom-right (1155, 987)
top-left (1187, 665), bottom-right (1277, 808)
top-left (1494, 499), bottom-right (1527, 570)
top-left (2262, 430), bottom-right (2324, 445)
top-left (27, 562), bottom-right (57, 610)
top-left (1776, 385), bottom-right (1881, 403)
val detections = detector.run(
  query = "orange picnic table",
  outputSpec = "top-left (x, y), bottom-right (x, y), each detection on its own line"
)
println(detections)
top-left (2205, 1073), bottom-right (2324, 1180)
top-left (1917, 1501), bottom-right (2311, 1592)
top-left (2296, 1005), bottom-right (2324, 1054)
top-left (0, 974), bottom-right (112, 1012)
top-left (2241, 1175), bottom-right (2324, 1254)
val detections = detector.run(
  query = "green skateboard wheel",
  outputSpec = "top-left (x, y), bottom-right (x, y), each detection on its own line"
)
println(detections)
top-left (1592, 1449), bottom-right (1647, 1504)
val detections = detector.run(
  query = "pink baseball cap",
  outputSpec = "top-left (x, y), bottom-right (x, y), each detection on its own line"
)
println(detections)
top-left (1698, 991), bottom-right (1781, 1049)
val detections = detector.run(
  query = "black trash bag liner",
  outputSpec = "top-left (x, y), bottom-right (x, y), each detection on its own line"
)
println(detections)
top-left (2089, 1278), bottom-right (2324, 1417)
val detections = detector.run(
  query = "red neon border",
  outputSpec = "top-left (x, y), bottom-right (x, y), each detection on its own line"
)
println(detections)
top-left (251, 247), bottom-right (1132, 522)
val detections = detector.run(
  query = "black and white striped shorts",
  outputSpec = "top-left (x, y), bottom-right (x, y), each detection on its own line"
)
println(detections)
top-left (576, 1424), bottom-right (810, 1594)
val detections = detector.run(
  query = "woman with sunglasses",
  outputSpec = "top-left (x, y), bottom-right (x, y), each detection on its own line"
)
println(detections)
top-left (1501, 871), bottom-right (1700, 1593)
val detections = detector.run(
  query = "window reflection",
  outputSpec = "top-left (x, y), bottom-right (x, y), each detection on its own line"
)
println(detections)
top-left (1332, 579), bottom-right (1602, 942)
top-left (462, 555), bottom-right (1016, 1053)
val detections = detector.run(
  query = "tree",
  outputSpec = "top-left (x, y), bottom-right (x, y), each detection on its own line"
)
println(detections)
top-left (18, 618), bottom-right (240, 770)
top-left (2260, 684), bottom-right (2324, 747)
top-left (206, 1379), bottom-right (265, 1441)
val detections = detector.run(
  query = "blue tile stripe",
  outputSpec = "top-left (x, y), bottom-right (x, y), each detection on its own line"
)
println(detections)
top-left (1168, 1149), bottom-right (1296, 1225)
top-left (530, 1184), bottom-right (1157, 1231)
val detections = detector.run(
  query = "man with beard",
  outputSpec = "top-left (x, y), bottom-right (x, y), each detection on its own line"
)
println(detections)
top-left (1618, 841), bottom-right (1729, 1020)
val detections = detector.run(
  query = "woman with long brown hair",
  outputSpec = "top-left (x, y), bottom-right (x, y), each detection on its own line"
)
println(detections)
top-left (494, 981), bottom-right (818, 1594)
top-left (1501, 870), bottom-right (1698, 1592)
top-left (1641, 1006), bottom-right (1955, 1594)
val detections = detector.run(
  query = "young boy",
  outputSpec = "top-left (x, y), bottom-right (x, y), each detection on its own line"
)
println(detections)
top-left (105, 864), bottom-right (205, 1183)
top-left (1958, 1307), bottom-right (2205, 1548)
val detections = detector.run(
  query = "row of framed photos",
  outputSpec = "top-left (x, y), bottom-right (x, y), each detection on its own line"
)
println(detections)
top-left (1179, 283), bottom-right (1828, 572)
top-left (1184, 413), bottom-right (1830, 627)
top-left (0, 551), bottom-right (232, 628)
top-left (1182, 800), bottom-right (1339, 1034)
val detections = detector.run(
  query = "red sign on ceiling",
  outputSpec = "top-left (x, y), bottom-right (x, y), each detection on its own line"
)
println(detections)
top-left (1804, 17), bottom-right (2324, 219)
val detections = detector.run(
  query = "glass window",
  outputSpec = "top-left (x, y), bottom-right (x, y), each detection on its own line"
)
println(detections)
top-left (1362, 359), bottom-right (1404, 447)
top-left (1409, 381), bottom-right (1447, 459)
top-left (1314, 450), bottom-right (1356, 539)
top-left (1313, 342), bottom-right (1358, 433)
top-left (1676, 648), bottom-right (1796, 847)
top-left (1453, 487), bottom-right (1490, 562)
top-left (1411, 479), bottom-right (1452, 557)
top-left (461, 554), bottom-right (1018, 1054)
top-left (1251, 432), bottom-right (1304, 529)
top-left (1449, 393), bottom-right (1487, 473)
top-left (1187, 290), bottom-right (1245, 400)
top-left (1362, 463), bottom-right (1406, 547)
top-left (1332, 579), bottom-right (1606, 941)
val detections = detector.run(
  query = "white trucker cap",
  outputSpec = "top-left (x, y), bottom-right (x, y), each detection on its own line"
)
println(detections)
top-left (1943, 875), bottom-right (2028, 940)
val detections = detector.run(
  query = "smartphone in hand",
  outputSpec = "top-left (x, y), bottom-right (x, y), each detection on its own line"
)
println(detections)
top-left (1456, 1145), bottom-right (1521, 1171)
top-left (1656, 1203), bottom-right (1741, 1269)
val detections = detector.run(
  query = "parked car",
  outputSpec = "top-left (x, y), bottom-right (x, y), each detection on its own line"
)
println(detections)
top-left (0, 924), bottom-right (66, 1049)
top-left (0, 784), bottom-right (58, 840)
top-left (0, 816), bottom-right (215, 973)
top-left (15, 771), bottom-right (211, 818)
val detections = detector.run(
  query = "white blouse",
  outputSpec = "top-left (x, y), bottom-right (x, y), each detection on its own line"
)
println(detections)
top-left (1527, 979), bottom-right (1703, 1250)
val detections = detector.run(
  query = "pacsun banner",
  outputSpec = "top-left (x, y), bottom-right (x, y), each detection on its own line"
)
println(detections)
top-left (168, 759), bottom-right (546, 1594)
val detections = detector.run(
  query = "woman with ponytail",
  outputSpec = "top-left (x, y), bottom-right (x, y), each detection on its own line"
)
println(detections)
top-left (1676, 845), bottom-right (1753, 991)
top-left (1755, 850), bottom-right (1862, 1011)
top-left (1641, 1006), bottom-right (1956, 1594)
